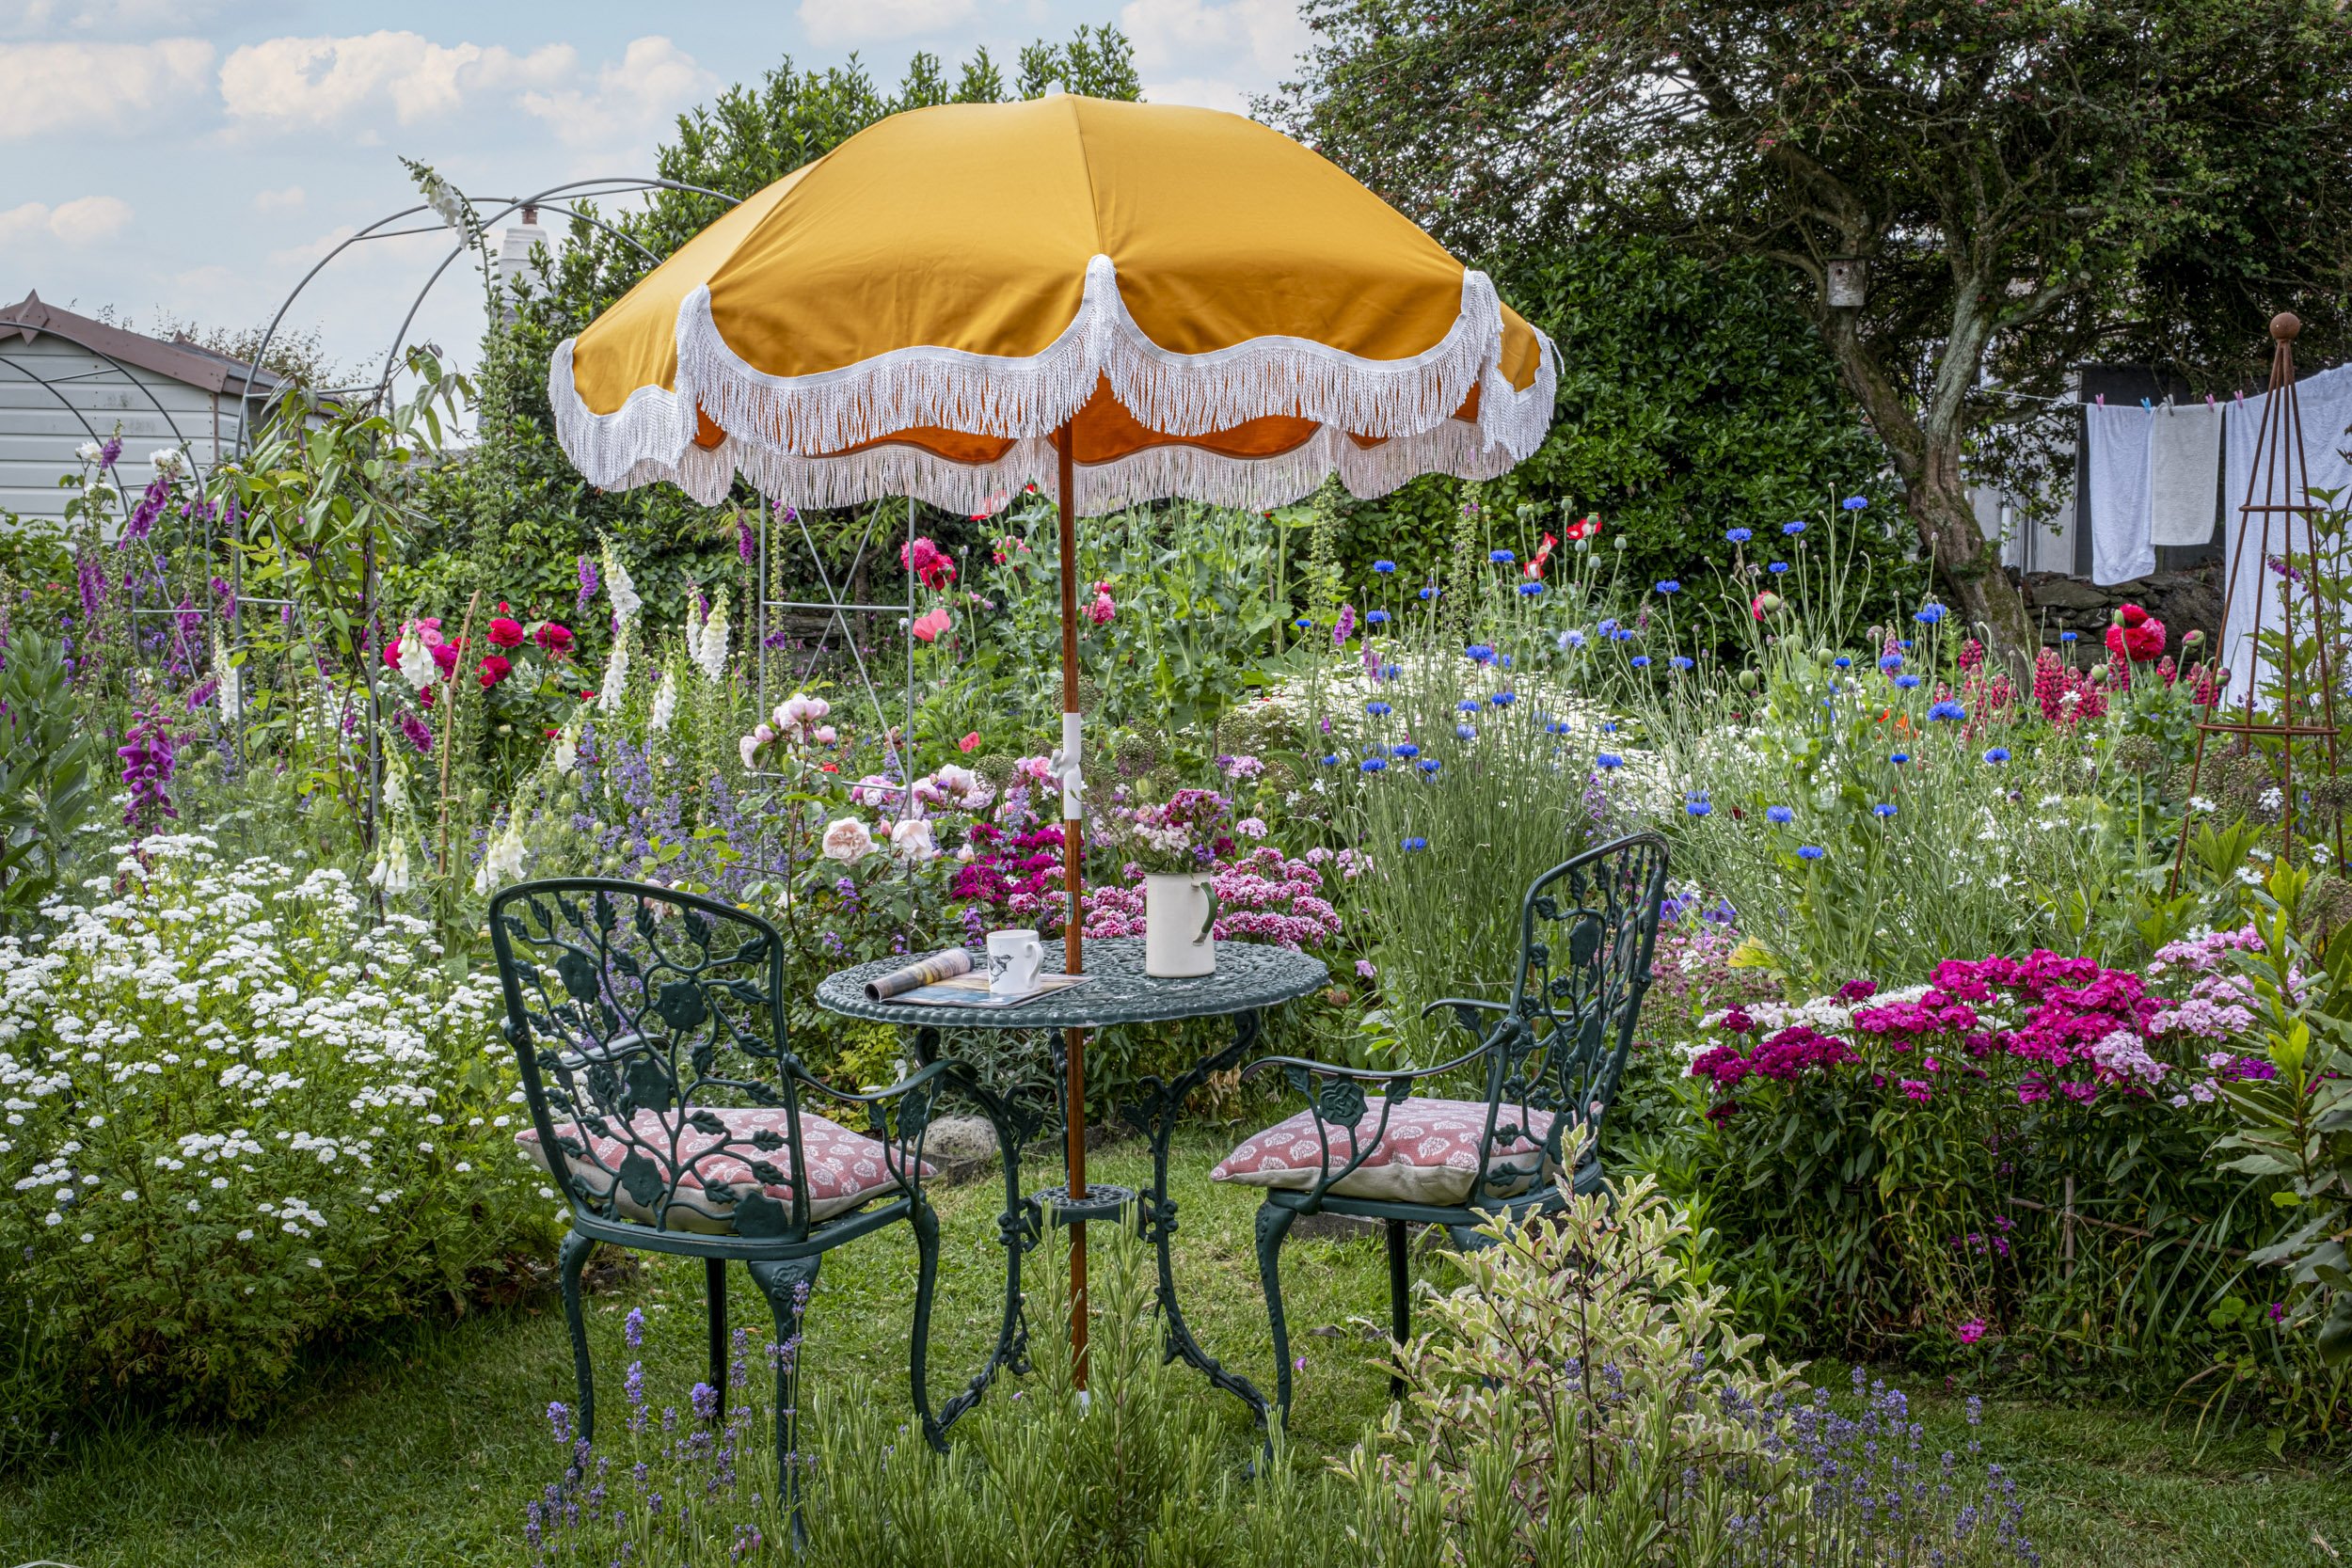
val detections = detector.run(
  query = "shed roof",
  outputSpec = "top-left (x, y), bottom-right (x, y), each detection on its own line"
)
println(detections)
top-left (0, 291), bottom-right (283, 399)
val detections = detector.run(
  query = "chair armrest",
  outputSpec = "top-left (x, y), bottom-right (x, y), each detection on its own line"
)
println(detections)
top-left (1421, 995), bottom-right (1513, 1043)
top-left (1237, 1038), bottom-right (1490, 1088)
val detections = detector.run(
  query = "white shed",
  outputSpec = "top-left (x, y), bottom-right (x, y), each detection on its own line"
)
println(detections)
top-left (0, 292), bottom-right (284, 525)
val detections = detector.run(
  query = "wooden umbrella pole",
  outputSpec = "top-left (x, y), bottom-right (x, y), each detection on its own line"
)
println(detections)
top-left (1056, 421), bottom-right (1089, 1384)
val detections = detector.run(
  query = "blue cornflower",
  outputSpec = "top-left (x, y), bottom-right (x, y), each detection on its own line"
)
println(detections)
top-left (1401, 835), bottom-right (1428, 851)
top-left (1321, 753), bottom-right (1341, 767)
top-left (1418, 758), bottom-right (1441, 775)
top-left (1656, 579), bottom-right (1682, 594)
top-left (1842, 496), bottom-right (1869, 511)
top-left (1546, 719), bottom-right (1574, 734)
top-left (1915, 603), bottom-right (1948, 625)
top-left (1458, 699), bottom-right (1482, 713)
top-left (1373, 560), bottom-right (1397, 575)
top-left (1490, 549), bottom-right (1516, 563)
top-left (1834, 656), bottom-right (1853, 669)
top-left (1671, 656), bottom-right (1694, 671)
top-left (1392, 742), bottom-right (1421, 760)
top-left (1983, 747), bottom-right (2010, 764)
top-left (1893, 673), bottom-right (1922, 689)
top-left (1600, 721), bottom-right (1618, 733)
top-left (1419, 586), bottom-right (1438, 601)
top-left (1596, 753), bottom-right (1624, 769)
top-left (1466, 642), bottom-right (1496, 663)
top-left (2060, 630), bottom-right (2078, 643)
top-left (1500, 652), bottom-right (1514, 670)
top-left (1784, 520), bottom-right (1807, 535)
top-left (1293, 618), bottom-right (1312, 631)
top-left (1899, 639), bottom-right (1914, 650)
top-left (1872, 802), bottom-right (1898, 818)
top-left (1490, 691), bottom-right (1518, 706)
top-left (1797, 845), bottom-right (1826, 861)
top-left (1685, 793), bottom-right (1713, 817)
top-left (1359, 757), bottom-right (1388, 773)
top-left (1562, 629), bottom-right (1587, 649)
top-left (1518, 580), bottom-right (1545, 596)
top-left (1879, 653), bottom-right (1903, 672)
top-left (1768, 561), bottom-right (1789, 575)
top-left (1597, 618), bottom-right (1619, 636)
top-left (1630, 655), bottom-right (1652, 668)
top-left (1928, 700), bottom-right (1965, 721)
top-left (1766, 804), bottom-right (1795, 824)
top-left (1365, 700), bottom-right (1392, 716)
top-left (1378, 661), bottom-right (1402, 681)
top-left (1366, 609), bottom-right (1391, 625)
top-left (1455, 723), bottom-right (1476, 740)
top-left (1726, 527), bottom-right (1753, 544)
top-left (1613, 627), bottom-right (1636, 641)
top-left (1890, 752), bottom-right (1911, 765)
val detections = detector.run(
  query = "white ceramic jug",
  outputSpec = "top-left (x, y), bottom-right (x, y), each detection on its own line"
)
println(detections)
top-left (1143, 873), bottom-right (1217, 977)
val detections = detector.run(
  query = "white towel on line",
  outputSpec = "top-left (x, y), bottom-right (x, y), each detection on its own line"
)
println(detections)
top-left (2220, 361), bottom-right (2352, 705)
top-left (2148, 403), bottom-right (2223, 546)
top-left (2084, 403), bottom-right (2155, 586)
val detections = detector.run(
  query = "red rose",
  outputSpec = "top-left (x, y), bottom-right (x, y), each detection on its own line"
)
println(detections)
top-left (487, 617), bottom-right (525, 648)
top-left (535, 622), bottom-right (574, 655)
top-left (429, 641), bottom-right (459, 675)
top-left (477, 654), bottom-right (512, 688)
top-left (381, 639), bottom-right (403, 670)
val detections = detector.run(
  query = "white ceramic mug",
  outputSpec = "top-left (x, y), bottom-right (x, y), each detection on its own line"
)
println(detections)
top-left (985, 928), bottom-right (1043, 994)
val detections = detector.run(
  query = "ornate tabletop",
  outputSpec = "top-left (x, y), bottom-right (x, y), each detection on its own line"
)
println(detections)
top-left (814, 938), bottom-right (1328, 1031)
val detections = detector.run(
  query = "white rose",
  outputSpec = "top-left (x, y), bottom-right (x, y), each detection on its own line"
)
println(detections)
top-left (820, 818), bottom-right (874, 862)
top-left (889, 818), bottom-right (937, 861)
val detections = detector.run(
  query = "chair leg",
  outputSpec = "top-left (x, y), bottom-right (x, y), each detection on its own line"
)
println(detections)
top-left (557, 1228), bottom-right (597, 1456)
top-left (1254, 1202), bottom-right (1299, 1432)
top-left (908, 1196), bottom-right (946, 1452)
top-left (747, 1255), bottom-right (822, 1544)
top-left (1386, 1217), bottom-right (1410, 1400)
top-left (706, 1256), bottom-right (728, 1425)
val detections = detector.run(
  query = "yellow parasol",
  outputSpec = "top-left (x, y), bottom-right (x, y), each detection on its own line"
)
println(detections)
top-left (550, 94), bottom-right (1557, 1362)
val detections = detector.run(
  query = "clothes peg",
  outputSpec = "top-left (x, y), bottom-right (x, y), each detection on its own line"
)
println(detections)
top-left (2139, 397), bottom-right (2152, 410)
top-left (2205, 393), bottom-right (2217, 408)
top-left (2095, 393), bottom-right (2106, 406)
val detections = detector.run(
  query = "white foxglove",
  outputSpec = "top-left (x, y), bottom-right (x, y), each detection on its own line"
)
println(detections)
top-left (602, 541), bottom-right (641, 621)
top-left (648, 670), bottom-right (677, 732)
top-left (694, 583), bottom-right (730, 683)
top-left (596, 619), bottom-right (631, 715)
top-left (396, 623), bottom-right (435, 692)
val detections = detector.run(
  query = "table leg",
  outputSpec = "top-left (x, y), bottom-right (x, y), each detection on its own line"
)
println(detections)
top-left (1119, 1006), bottom-right (1273, 1427)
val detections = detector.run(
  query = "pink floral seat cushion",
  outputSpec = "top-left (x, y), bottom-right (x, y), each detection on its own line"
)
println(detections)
top-left (1210, 1097), bottom-right (1557, 1206)
top-left (518, 1105), bottom-right (932, 1232)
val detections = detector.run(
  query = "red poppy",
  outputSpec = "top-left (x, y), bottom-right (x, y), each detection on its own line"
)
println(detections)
top-left (2105, 604), bottom-right (2167, 663)
top-left (477, 654), bottom-right (512, 688)
top-left (487, 617), bottom-right (525, 649)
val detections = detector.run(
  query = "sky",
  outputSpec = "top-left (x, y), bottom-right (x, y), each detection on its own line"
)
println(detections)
top-left (0, 0), bottom-right (1316, 404)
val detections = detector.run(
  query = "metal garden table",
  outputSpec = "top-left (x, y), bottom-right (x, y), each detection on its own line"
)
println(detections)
top-left (816, 937), bottom-right (1327, 1425)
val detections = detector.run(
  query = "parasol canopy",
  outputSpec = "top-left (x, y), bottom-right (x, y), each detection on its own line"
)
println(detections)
top-left (550, 94), bottom-right (1556, 515)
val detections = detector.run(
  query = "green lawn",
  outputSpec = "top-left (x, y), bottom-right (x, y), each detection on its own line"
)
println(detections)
top-left (5, 1131), bottom-right (2348, 1567)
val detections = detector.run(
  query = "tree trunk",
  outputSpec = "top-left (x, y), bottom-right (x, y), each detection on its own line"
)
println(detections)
top-left (1904, 444), bottom-right (2036, 675)
top-left (1812, 308), bottom-right (2039, 673)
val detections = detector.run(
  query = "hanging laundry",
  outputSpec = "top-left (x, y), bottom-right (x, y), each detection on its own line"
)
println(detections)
top-left (2219, 361), bottom-right (2352, 705)
top-left (2084, 402), bottom-right (2155, 586)
top-left (2148, 402), bottom-right (2223, 546)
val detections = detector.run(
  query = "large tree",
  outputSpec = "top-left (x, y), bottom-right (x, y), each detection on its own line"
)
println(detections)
top-left (1269, 0), bottom-right (2352, 664)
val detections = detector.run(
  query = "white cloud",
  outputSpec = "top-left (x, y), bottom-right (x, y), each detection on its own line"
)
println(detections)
top-left (0, 40), bottom-right (215, 140)
top-left (219, 31), bottom-right (576, 134)
top-left (252, 184), bottom-right (305, 212)
top-left (0, 195), bottom-right (134, 245)
top-left (2, 1), bottom-right (225, 39)
top-left (1121, 0), bottom-right (1311, 109)
top-left (264, 224), bottom-right (361, 270)
top-left (521, 37), bottom-right (715, 152)
top-left (797, 0), bottom-right (977, 46)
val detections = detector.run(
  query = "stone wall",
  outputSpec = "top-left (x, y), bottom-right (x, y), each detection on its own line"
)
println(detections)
top-left (2015, 562), bottom-right (2223, 668)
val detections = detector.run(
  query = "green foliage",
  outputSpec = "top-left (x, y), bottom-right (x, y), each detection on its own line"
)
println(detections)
top-left (0, 629), bottom-right (94, 929)
top-left (1311, 239), bottom-right (1919, 635)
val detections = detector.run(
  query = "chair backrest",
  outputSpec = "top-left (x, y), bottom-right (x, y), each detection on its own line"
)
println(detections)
top-left (488, 878), bottom-right (821, 1238)
top-left (1473, 832), bottom-right (1669, 1195)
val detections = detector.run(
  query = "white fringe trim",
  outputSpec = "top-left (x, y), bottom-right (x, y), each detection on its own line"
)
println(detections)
top-left (549, 252), bottom-right (1559, 505)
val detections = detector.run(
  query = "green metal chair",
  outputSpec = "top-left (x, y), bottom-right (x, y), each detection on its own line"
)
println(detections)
top-left (487, 878), bottom-right (1028, 1518)
top-left (1224, 832), bottom-right (1669, 1427)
